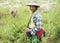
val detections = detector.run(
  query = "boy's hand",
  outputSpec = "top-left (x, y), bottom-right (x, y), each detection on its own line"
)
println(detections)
top-left (25, 28), bottom-right (30, 32)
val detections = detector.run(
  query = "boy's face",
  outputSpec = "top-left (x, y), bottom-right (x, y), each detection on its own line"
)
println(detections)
top-left (29, 5), bottom-right (37, 13)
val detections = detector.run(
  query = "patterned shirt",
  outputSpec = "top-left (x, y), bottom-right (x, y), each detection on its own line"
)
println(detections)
top-left (29, 11), bottom-right (42, 35)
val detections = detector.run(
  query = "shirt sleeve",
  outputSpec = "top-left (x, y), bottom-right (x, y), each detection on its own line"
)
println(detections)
top-left (30, 14), bottom-right (42, 35)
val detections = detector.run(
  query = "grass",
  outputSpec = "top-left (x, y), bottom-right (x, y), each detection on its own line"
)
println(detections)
top-left (0, 0), bottom-right (60, 43)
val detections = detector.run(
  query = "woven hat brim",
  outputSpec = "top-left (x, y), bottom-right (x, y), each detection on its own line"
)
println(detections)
top-left (26, 3), bottom-right (40, 7)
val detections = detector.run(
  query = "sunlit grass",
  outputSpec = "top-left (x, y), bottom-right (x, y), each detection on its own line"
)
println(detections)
top-left (0, 0), bottom-right (60, 43)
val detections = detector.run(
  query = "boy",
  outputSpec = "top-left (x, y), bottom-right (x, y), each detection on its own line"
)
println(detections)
top-left (26, 2), bottom-right (45, 43)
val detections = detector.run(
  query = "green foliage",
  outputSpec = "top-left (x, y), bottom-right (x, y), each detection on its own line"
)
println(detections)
top-left (0, 0), bottom-right (60, 43)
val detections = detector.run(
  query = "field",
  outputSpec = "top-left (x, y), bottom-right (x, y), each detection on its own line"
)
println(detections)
top-left (0, 0), bottom-right (60, 43)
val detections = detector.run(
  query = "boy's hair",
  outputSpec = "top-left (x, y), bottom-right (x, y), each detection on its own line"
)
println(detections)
top-left (34, 6), bottom-right (39, 11)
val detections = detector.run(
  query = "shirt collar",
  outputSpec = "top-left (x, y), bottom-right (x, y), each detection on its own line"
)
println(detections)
top-left (33, 11), bottom-right (38, 15)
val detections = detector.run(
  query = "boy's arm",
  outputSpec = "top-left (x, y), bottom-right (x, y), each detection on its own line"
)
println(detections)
top-left (30, 14), bottom-right (42, 35)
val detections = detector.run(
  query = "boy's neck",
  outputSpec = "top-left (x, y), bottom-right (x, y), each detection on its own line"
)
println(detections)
top-left (32, 11), bottom-right (36, 14)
